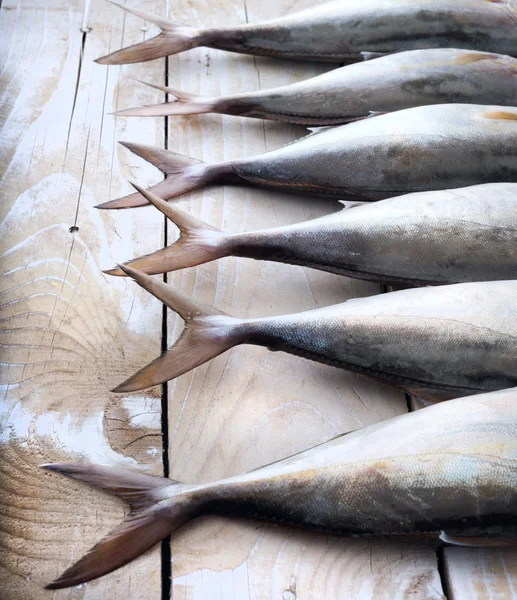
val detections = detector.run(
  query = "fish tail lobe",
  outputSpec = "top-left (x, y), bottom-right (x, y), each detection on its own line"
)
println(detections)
top-left (42, 462), bottom-right (198, 589)
top-left (112, 264), bottom-right (247, 392)
top-left (96, 142), bottom-right (229, 209)
top-left (105, 184), bottom-right (231, 276)
top-left (116, 79), bottom-right (267, 120)
top-left (96, 1), bottom-right (205, 65)
top-left (115, 81), bottom-right (219, 117)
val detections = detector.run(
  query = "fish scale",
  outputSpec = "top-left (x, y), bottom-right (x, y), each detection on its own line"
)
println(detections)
top-left (233, 104), bottom-right (517, 194)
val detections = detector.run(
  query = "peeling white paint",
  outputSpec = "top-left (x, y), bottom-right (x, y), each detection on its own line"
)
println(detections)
top-left (0, 400), bottom-right (33, 447)
top-left (0, 398), bottom-right (154, 469)
top-left (175, 563), bottom-right (250, 600)
top-left (34, 410), bottom-right (138, 466)
top-left (122, 396), bottom-right (161, 429)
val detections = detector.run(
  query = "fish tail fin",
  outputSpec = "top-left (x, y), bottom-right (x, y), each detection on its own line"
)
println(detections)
top-left (105, 184), bottom-right (232, 276)
top-left (112, 264), bottom-right (246, 392)
top-left (96, 1), bottom-right (204, 65)
top-left (96, 142), bottom-right (228, 209)
top-left (42, 462), bottom-right (198, 589)
top-left (114, 81), bottom-right (217, 118)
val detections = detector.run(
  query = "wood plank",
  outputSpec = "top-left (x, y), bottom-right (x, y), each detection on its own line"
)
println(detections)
top-left (0, 1), bottom-right (166, 597)
top-left (7, 1), bottom-right (512, 598)
top-left (112, 0), bottom-right (450, 596)
top-left (444, 548), bottom-right (517, 599)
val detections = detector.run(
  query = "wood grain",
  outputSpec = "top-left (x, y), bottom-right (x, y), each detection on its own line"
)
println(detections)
top-left (4, 0), bottom-right (510, 598)
top-left (98, 0), bottom-right (451, 597)
top-left (444, 549), bottom-right (517, 600)
top-left (0, 0), bottom-right (166, 597)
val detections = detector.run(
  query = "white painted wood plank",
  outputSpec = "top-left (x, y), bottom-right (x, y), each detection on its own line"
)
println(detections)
top-left (0, 1), bottom-right (166, 597)
top-left (445, 548), bottom-right (517, 600)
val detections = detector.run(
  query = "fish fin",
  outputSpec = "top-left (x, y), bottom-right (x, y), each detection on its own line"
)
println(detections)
top-left (454, 52), bottom-right (495, 65)
top-left (96, 1), bottom-right (203, 65)
top-left (105, 184), bottom-right (230, 276)
top-left (96, 142), bottom-right (223, 209)
top-left (343, 111), bottom-right (387, 124)
top-left (306, 126), bottom-right (336, 135)
top-left (361, 51), bottom-right (389, 61)
top-left (41, 462), bottom-right (173, 509)
top-left (338, 200), bottom-right (367, 209)
top-left (403, 386), bottom-right (459, 404)
top-left (112, 265), bottom-right (245, 392)
top-left (440, 532), bottom-right (517, 548)
top-left (120, 141), bottom-right (205, 174)
top-left (115, 81), bottom-right (215, 118)
top-left (42, 462), bottom-right (197, 589)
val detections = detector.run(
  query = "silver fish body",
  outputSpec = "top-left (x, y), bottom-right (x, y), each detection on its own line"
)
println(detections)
top-left (231, 184), bottom-right (517, 284)
top-left (107, 183), bottom-right (517, 287)
top-left (113, 272), bottom-right (517, 402)
top-left (44, 388), bottom-right (517, 589)
top-left (182, 388), bottom-right (517, 537)
top-left (118, 49), bottom-right (517, 125)
top-left (100, 104), bottom-right (517, 209)
top-left (98, 0), bottom-right (517, 65)
top-left (240, 280), bottom-right (517, 400)
top-left (232, 103), bottom-right (517, 199)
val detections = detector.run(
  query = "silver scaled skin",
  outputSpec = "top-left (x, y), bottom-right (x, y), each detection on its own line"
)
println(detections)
top-left (116, 49), bottom-right (517, 126)
top-left (106, 183), bottom-right (517, 287)
top-left (229, 183), bottom-right (517, 284)
top-left (231, 104), bottom-right (517, 200)
top-left (43, 388), bottom-right (517, 589)
top-left (98, 104), bottom-right (517, 209)
top-left (97, 0), bottom-right (517, 64)
top-left (112, 271), bottom-right (517, 402)
top-left (236, 280), bottom-right (517, 401)
top-left (182, 388), bottom-right (517, 538)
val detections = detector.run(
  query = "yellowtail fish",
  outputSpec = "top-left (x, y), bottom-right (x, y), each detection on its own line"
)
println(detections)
top-left (115, 49), bottom-right (517, 125)
top-left (96, 0), bottom-right (517, 65)
top-left (43, 387), bottom-right (517, 589)
top-left (105, 182), bottom-right (517, 287)
top-left (110, 271), bottom-right (517, 401)
top-left (96, 104), bottom-right (517, 209)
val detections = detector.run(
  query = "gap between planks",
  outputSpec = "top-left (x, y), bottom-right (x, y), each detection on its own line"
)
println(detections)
top-left (161, 44), bottom-right (173, 600)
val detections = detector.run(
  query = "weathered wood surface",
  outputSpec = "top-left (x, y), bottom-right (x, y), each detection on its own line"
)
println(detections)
top-left (6, 0), bottom-right (512, 598)
top-left (444, 548), bottom-right (517, 600)
top-left (0, 0), bottom-right (166, 597)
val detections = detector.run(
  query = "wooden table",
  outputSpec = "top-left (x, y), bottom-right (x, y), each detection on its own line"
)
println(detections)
top-left (1, 1), bottom-right (516, 598)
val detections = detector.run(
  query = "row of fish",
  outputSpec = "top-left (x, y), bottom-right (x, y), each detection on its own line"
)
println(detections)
top-left (43, 0), bottom-right (517, 591)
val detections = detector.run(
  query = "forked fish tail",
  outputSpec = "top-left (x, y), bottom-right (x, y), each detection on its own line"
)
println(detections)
top-left (42, 462), bottom-right (199, 589)
top-left (104, 183), bottom-right (231, 276)
top-left (96, 0), bottom-right (208, 65)
top-left (96, 142), bottom-right (231, 209)
top-left (111, 264), bottom-right (248, 392)
top-left (114, 80), bottom-right (219, 118)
